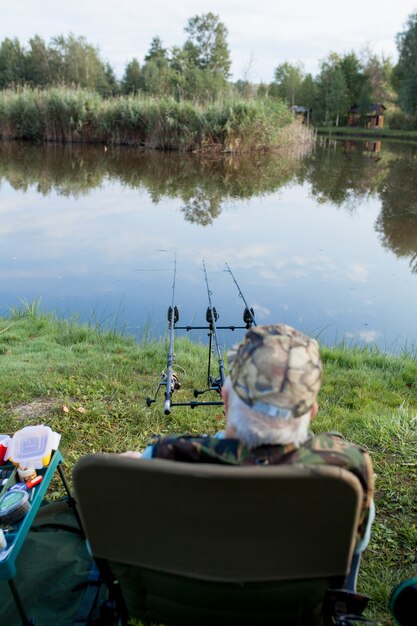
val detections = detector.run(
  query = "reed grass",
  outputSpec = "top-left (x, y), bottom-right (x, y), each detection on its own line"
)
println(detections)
top-left (0, 87), bottom-right (312, 152)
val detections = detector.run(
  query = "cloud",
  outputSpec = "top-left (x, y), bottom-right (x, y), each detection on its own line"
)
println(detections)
top-left (0, 0), bottom-right (414, 81)
top-left (345, 263), bottom-right (369, 283)
top-left (345, 330), bottom-right (380, 343)
top-left (251, 303), bottom-right (271, 319)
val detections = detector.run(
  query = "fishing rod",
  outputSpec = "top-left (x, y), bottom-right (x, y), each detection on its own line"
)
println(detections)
top-left (224, 262), bottom-right (257, 327)
top-left (146, 257), bottom-right (225, 412)
top-left (192, 260), bottom-right (226, 398)
top-left (146, 256), bottom-right (180, 415)
top-left (164, 255), bottom-right (179, 414)
top-left (146, 260), bottom-right (257, 413)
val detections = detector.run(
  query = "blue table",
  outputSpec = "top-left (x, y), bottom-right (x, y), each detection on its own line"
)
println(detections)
top-left (0, 451), bottom-right (79, 625)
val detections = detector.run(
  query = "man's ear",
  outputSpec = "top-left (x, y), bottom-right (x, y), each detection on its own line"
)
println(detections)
top-left (310, 401), bottom-right (319, 419)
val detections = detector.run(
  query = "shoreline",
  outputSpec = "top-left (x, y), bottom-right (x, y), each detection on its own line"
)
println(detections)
top-left (316, 126), bottom-right (417, 143)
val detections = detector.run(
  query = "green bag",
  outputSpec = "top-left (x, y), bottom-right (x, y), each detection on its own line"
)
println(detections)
top-left (0, 499), bottom-right (100, 626)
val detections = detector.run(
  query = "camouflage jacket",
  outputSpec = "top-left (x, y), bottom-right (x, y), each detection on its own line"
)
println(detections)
top-left (152, 432), bottom-right (374, 547)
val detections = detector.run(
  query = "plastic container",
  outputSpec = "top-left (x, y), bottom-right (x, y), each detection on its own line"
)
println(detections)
top-left (0, 490), bottom-right (30, 524)
top-left (0, 435), bottom-right (10, 466)
top-left (17, 467), bottom-right (36, 482)
top-left (5, 426), bottom-right (61, 470)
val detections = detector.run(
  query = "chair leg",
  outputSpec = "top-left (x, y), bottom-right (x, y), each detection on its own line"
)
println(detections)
top-left (344, 553), bottom-right (362, 592)
top-left (94, 558), bottom-right (129, 625)
top-left (57, 463), bottom-right (85, 535)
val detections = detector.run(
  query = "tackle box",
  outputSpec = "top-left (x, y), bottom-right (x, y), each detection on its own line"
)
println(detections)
top-left (0, 450), bottom-right (64, 579)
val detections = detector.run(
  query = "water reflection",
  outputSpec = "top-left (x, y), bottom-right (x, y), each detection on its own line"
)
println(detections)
top-left (297, 139), bottom-right (417, 275)
top-left (296, 138), bottom-right (383, 209)
top-left (0, 142), bottom-right (307, 226)
top-left (375, 152), bottom-right (417, 272)
top-left (1, 138), bottom-right (417, 350)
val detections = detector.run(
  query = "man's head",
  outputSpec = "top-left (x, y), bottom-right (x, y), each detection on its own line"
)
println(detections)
top-left (223, 324), bottom-right (323, 448)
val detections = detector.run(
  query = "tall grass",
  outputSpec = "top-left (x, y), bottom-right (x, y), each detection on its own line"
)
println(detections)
top-left (0, 87), bottom-right (313, 152)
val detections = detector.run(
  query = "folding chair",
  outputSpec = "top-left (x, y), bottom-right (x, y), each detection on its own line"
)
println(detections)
top-left (73, 454), bottom-right (364, 626)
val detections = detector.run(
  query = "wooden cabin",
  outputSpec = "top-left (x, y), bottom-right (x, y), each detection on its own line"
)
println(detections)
top-left (347, 104), bottom-right (386, 128)
top-left (290, 105), bottom-right (312, 124)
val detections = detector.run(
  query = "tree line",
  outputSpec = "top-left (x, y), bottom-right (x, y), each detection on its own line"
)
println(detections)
top-left (0, 14), bottom-right (231, 100)
top-left (1, 11), bottom-right (417, 127)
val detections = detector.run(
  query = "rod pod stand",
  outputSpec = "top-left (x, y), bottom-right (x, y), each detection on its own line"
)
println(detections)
top-left (193, 306), bottom-right (223, 399)
top-left (146, 260), bottom-right (257, 413)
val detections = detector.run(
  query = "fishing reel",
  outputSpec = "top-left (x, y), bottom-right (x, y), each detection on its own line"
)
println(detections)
top-left (146, 370), bottom-right (181, 407)
top-left (193, 376), bottom-right (222, 398)
top-left (209, 376), bottom-right (223, 395)
top-left (243, 307), bottom-right (255, 328)
top-left (162, 370), bottom-right (181, 393)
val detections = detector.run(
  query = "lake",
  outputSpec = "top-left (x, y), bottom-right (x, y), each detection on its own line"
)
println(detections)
top-left (1, 137), bottom-right (417, 352)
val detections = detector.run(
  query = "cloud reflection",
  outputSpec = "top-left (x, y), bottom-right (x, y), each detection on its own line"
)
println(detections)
top-left (345, 263), bottom-right (369, 283)
top-left (345, 330), bottom-right (380, 343)
top-left (2, 139), bottom-right (417, 350)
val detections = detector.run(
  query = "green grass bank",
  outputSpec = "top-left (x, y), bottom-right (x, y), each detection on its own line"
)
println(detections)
top-left (0, 311), bottom-right (416, 625)
top-left (0, 88), bottom-right (312, 152)
top-left (316, 125), bottom-right (417, 143)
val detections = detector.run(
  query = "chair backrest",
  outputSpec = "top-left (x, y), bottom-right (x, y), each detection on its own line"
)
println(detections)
top-left (73, 454), bottom-right (363, 625)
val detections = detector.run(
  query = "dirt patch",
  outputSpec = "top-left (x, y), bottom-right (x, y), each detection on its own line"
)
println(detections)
top-left (11, 398), bottom-right (60, 421)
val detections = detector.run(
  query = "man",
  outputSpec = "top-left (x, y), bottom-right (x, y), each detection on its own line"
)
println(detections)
top-left (127, 324), bottom-right (375, 589)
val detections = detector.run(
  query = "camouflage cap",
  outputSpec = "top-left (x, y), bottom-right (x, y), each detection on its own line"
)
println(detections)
top-left (228, 324), bottom-right (323, 419)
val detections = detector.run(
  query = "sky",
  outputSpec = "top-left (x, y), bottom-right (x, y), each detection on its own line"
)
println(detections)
top-left (1, 0), bottom-right (417, 82)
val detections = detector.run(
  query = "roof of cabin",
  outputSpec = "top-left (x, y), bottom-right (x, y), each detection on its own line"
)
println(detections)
top-left (349, 103), bottom-right (386, 114)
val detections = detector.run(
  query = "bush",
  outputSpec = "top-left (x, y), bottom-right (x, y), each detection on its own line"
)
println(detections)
top-left (386, 109), bottom-right (417, 131)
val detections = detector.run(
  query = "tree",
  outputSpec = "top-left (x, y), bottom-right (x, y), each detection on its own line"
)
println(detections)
top-left (138, 36), bottom-right (172, 96)
top-left (235, 79), bottom-right (253, 99)
top-left (361, 48), bottom-right (393, 104)
top-left (25, 35), bottom-right (52, 86)
top-left (270, 62), bottom-right (304, 106)
top-left (144, 36), bottom-right (167, 62)
top-left (357, 81), bottom-right (372, 127)
top-left (316, 55), bottom-right (349, 125)
top-left (327, 67), bottom-right (349, 126)
top-left (139, 58), bottom-right (171, 96)
top-left (184, 13), bottom-right (231, 78)
top-left (257, 82), bottom-right (269, 98)
top-left (122, 58), bottom-right (141, 94)
top-left (299, 74), bottom-right (317, 113)
top-left (102, 63), bottom-right (119, 96)
top-left (394, 11), bottom-right (417, 115)
top-left (170, 45), bottom-right (196, 75)
top-left (235, 53), bottom-right (255, 99)
top-left (182, 67), bottom-right (229, 101)
top-left (0, 38), bottom-right (26, 87)
top-left (314, 51), bottom-right (366, 124)
top-left (339, 52), bottom-right (366, 106)
top-left (168, 15), bottom-right (232, 101)
top-left (49, 34), bottom-right (110, 91)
